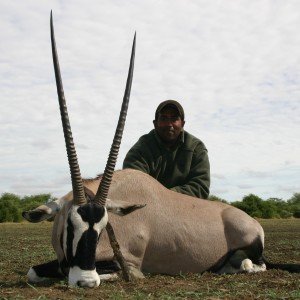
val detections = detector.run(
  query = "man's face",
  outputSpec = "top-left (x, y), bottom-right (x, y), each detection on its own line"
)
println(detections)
top-left (153, 106), bottom-right (185, 147)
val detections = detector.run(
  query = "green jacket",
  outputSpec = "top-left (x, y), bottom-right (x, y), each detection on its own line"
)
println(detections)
top-left (123, 129), bottom-right (210, 199)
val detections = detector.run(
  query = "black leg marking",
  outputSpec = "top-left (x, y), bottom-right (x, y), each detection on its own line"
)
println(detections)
top-left (264, 259), bottom-right (300, 273)
top-left (32, 260), bottom-right (64, 278)
top-left (207, 251), bottom-right (235, 273)
top-left (95, 260), bottom-right (121, 274)
top-left (243, 237), bottom-right (265, 266)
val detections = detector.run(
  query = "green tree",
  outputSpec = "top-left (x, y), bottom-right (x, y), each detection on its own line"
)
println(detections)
top-left (232, 194), bottom-right (263, 217)
top-left (265, 198), bottom-right (292, 218)
top-left (231, 194), bottom-right (280, 218)
top-left (260, 200), bottom-right (279, 219)
top-left (0, 193), bottom-right (22, 222)
top-left (287, 193), bottom-right (300, 218)
top-left (288, 193), bottom-right (300, 205)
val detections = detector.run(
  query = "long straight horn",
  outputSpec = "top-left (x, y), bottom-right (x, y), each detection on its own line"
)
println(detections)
top-left (50, 11), bottom-right (86, 206)
top-left (94, 33), bottom-right (136, 207)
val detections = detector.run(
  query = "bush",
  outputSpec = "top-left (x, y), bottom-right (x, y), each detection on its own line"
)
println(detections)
top-left (231, 194), bottom-right (299, 219)
top-left (0, 198), bottom-right (22, 222)
top-left (287, 193), bottom-right (300, 218)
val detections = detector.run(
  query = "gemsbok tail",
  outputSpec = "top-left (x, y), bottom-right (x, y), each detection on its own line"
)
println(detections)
top-left (264, 258), bottom-right (300, 273)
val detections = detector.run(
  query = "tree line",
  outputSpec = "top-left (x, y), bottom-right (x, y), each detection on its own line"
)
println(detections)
top-left (0, 192), bottom-right (300, 223)
top-left (209, 193), bottom-right (300, 219)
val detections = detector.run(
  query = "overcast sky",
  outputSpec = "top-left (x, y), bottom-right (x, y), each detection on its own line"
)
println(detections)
top-left (1, 0), bottom-right (299, 202)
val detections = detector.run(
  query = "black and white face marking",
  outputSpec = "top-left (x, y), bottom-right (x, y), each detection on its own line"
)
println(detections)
top-left (63, 202), bottom-right (108, 287)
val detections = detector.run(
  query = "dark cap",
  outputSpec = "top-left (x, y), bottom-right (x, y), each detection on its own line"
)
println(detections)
top-left (155, 100), bottom-right (185, 120)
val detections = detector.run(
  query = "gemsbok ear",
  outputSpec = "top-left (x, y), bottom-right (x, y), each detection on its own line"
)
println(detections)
top-left (106, 199), bottom-right (146, 216)
top-left (22, 199), bottom-right (64, 223)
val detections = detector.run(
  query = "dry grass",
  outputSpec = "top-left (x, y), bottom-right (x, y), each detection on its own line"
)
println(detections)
top-left (0, 219), bottom-right (299, 299)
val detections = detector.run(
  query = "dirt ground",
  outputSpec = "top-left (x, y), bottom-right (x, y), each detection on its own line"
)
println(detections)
top-left (0, 219), bottom-right (299, 299)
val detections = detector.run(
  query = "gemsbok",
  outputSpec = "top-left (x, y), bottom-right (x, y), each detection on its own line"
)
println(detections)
top-left (23, 12), bottom-right (300, 288)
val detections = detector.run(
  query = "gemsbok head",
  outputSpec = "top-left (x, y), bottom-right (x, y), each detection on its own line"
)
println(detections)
top-left (42, 12), bottom-right (137, 287)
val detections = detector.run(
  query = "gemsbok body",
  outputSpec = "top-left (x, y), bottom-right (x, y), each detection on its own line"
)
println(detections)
top-left (23, 13), bottom-right (300, 288)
